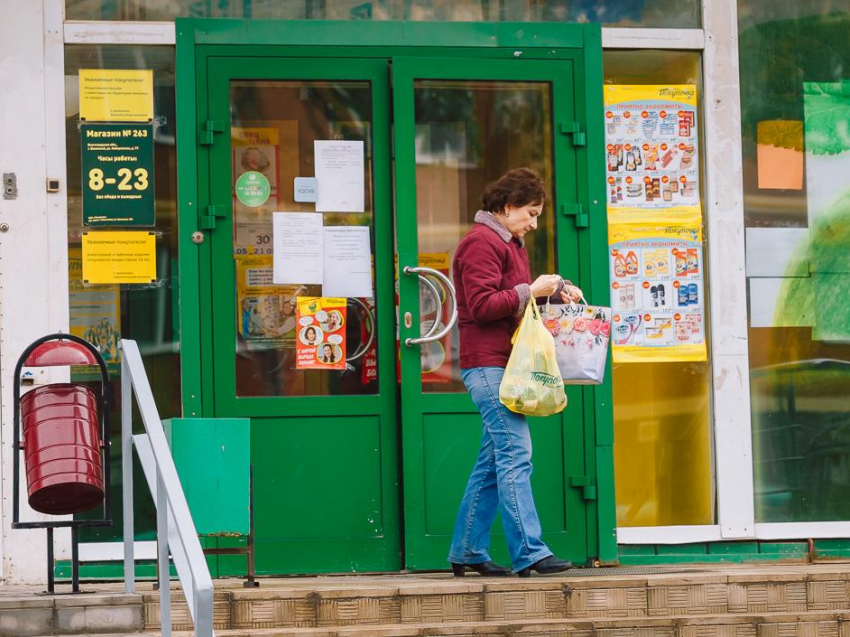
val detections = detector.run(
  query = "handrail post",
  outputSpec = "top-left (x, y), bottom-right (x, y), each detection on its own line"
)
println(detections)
top-left (119, 339), bottom-right (214, 636)
top-left (121, 353), bottom-right (135, 594)
top-left (157, 468), bottom-right (171, 637)
top-left (195, 583), bottom-right (214, 637)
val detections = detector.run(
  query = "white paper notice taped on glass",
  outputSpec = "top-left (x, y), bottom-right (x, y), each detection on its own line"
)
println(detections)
top-left (323, 226), bottom-right (373, 298)
top-left (272, 212), bottom-right (323, 285)
top-left (314, 140), bottom-right (365, 212)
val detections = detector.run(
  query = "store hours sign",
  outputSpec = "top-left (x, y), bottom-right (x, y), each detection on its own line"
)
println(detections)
top-left (81, 123), bottom-right (155, 226)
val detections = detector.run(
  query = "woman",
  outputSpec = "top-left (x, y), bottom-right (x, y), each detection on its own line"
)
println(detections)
top-left (449, 167), bottom-right (581, 578)
top-left (320, 343), bottom-right (337, 364)
top-left (304, 326), bottom-right (318, 346)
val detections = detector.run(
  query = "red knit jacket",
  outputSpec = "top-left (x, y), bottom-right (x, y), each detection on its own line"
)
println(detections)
top-left (453, 211), bottom-right (533, 369)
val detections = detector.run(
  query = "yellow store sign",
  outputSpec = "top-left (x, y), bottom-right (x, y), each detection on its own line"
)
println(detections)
top-left (80, 69), bottom-right (154, 122)
top-left (82, 231), bottom-right (156, 284)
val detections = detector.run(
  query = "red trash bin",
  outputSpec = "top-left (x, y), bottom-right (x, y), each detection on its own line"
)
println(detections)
top-left (14, 336), bottom-right (110, 517)
top-left (20, 383), bottom-right (104, 515)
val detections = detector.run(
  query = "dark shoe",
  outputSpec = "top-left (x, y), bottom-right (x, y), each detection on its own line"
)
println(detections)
top-left (451, 561), bottom-right (512, 577)
top-left (517, 555), bottom-right (573, 577)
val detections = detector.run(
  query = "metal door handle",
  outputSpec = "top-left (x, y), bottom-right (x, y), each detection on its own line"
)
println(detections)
top-left (346, 297), bottom-right (376, 363)
top-left (418, 275), bottom-right (443, 339)
top-left (402, 266), bottom-right (458, 346)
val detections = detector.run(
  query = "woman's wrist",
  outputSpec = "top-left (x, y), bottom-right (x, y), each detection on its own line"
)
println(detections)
top-left (514, 283), bottom-right (531, 317)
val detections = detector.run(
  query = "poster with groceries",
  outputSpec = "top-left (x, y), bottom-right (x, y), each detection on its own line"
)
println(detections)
top-left (608, 221), bottom-right (707, 363)
top-left (603, 85), bottom-right (700, 224)
top-left (296, 297), bottom-right (347, 370)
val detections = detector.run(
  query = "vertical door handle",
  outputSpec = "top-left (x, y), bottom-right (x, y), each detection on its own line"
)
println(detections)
top-left (418, 276), bottom-right (444, 339)
top-left (402, 266), bottom-right (458, 347)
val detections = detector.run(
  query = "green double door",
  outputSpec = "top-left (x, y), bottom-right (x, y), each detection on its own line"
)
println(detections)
top-left (196, 51), bottom-right (594, 573)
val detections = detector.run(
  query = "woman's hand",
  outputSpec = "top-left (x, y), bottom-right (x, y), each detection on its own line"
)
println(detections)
top-left (561, 285), bottom-right (584, 304)
top-left (529, 274), bottom-right (562, 297)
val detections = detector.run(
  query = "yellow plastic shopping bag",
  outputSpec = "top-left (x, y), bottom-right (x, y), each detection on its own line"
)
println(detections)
top-left (499, 302), bottom-right (568, 417)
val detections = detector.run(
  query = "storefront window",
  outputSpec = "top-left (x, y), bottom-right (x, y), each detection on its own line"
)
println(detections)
top-left (739, 3), bottom-right (850, 523)
top-left (66, 0), bottom-right (700, 28)
top-left (65, 45), bottom-right (179, 541)
top-left (604, 51), bottom-right (714, 528)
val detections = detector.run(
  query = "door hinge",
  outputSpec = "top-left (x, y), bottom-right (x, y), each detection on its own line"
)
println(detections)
top-left (200, 204), bottom-right (227, 230)
top-left (570, 476), bottom-right (597, 501)
top-left (199, 120), bottom-right (225, 145)
top-left (560, 203), bottom-right (589, 228)
top-left (559, 121), bottom-right (587, 147)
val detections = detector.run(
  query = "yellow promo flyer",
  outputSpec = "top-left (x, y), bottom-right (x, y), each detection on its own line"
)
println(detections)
top-left (295, 297), bottom-right (347, 370)
top-left (604, 85), bottom-right (700, 224)
top-left (235, 255), bottom-right (302, 350)
top-left (608, 220), bottom-right (707, 362)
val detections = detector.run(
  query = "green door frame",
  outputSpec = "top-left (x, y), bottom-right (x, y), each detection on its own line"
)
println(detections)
top-left (175, 18), bottom-right (616, 566)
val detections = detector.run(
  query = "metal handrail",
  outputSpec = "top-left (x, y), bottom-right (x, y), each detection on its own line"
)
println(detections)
top-left (120, 339), bottom-right (214, 637)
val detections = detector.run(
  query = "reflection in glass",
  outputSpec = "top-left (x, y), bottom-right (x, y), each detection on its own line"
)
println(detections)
top-left (230, 80), bottom-right (378, 397)
top-left (412, 80), bottom-right (555, 393)
top-left (739, 4), bottom-right (850, 522)
top-left (66, 0), bottom-right (700, 27)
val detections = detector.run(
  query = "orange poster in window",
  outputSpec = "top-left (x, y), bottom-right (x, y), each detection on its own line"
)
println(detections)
top-left (295, 297), bottom-right (346, 370)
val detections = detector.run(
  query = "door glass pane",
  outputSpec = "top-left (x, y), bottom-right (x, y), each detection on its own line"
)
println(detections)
top-left (230, 80), bottom-right (378, 397)
top-left (603, 51), bottom-right (714, 527)
top-left (413, 80), bottom-right (555, 393)
top-left (739, 4), bottom-right (850, 522)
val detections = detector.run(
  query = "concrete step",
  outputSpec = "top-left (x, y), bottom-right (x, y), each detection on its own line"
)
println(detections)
top-left (28, 611), bottom-right (850, 637)
top-left (7, 565), bottom-right (850, 636)
top-left (142, 569), bottom-right (850, 631)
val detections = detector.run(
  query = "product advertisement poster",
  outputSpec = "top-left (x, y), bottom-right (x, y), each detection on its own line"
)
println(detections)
top-left (68, 248), bottom-right (121, 370)
top-left (604, 84), bottom-right (701, 223)
top-left (296, 297), bottom-right (347, 370)
top-left (231, 121), bottom-right (299, 257)
top-left (608, 221), bottom-right (707, 362)
top-left (232, 127), bottom-right (278, 210)
top-left (236, 255), bottom-right (303, 351)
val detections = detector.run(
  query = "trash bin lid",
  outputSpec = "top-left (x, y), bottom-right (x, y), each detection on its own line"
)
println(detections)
top-left (24, 341), bottom-right (99, 367)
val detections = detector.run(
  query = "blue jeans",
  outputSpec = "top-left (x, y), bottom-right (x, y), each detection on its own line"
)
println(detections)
top-left (447, 366), bottom-right (553, 572)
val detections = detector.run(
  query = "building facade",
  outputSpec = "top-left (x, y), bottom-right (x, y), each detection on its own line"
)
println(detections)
top-left (1, 0), bottom-right (849, 583)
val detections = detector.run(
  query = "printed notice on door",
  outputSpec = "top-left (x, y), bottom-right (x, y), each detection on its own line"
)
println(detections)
top-left (79, 69), bottom-right (153, 122)
top-left (608, 221), bottom-right (706, 363)
top-left (314, 140), bottom-right (365, 213)
top-left (272, 212), bottom-right (323, 285)
top-left (603, 85), bottom-right (700, 224)
top-left (322, 226), bottom-right (373, 298)
top-left (82, 231), bottom-right (156, 285)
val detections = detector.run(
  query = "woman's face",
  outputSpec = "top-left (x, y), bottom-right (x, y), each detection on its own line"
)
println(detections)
top-left (500, 202), bottom-right (543, 239)
top-left (306, 327), bottom-right (316, 340)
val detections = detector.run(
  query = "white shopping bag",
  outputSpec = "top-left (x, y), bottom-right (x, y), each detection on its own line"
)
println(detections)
top-left (539, 299), bottom-right (612, 385)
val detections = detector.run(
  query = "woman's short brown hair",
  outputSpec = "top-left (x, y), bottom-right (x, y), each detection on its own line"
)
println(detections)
top-left (481, 168), bottom-right (547, 214)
